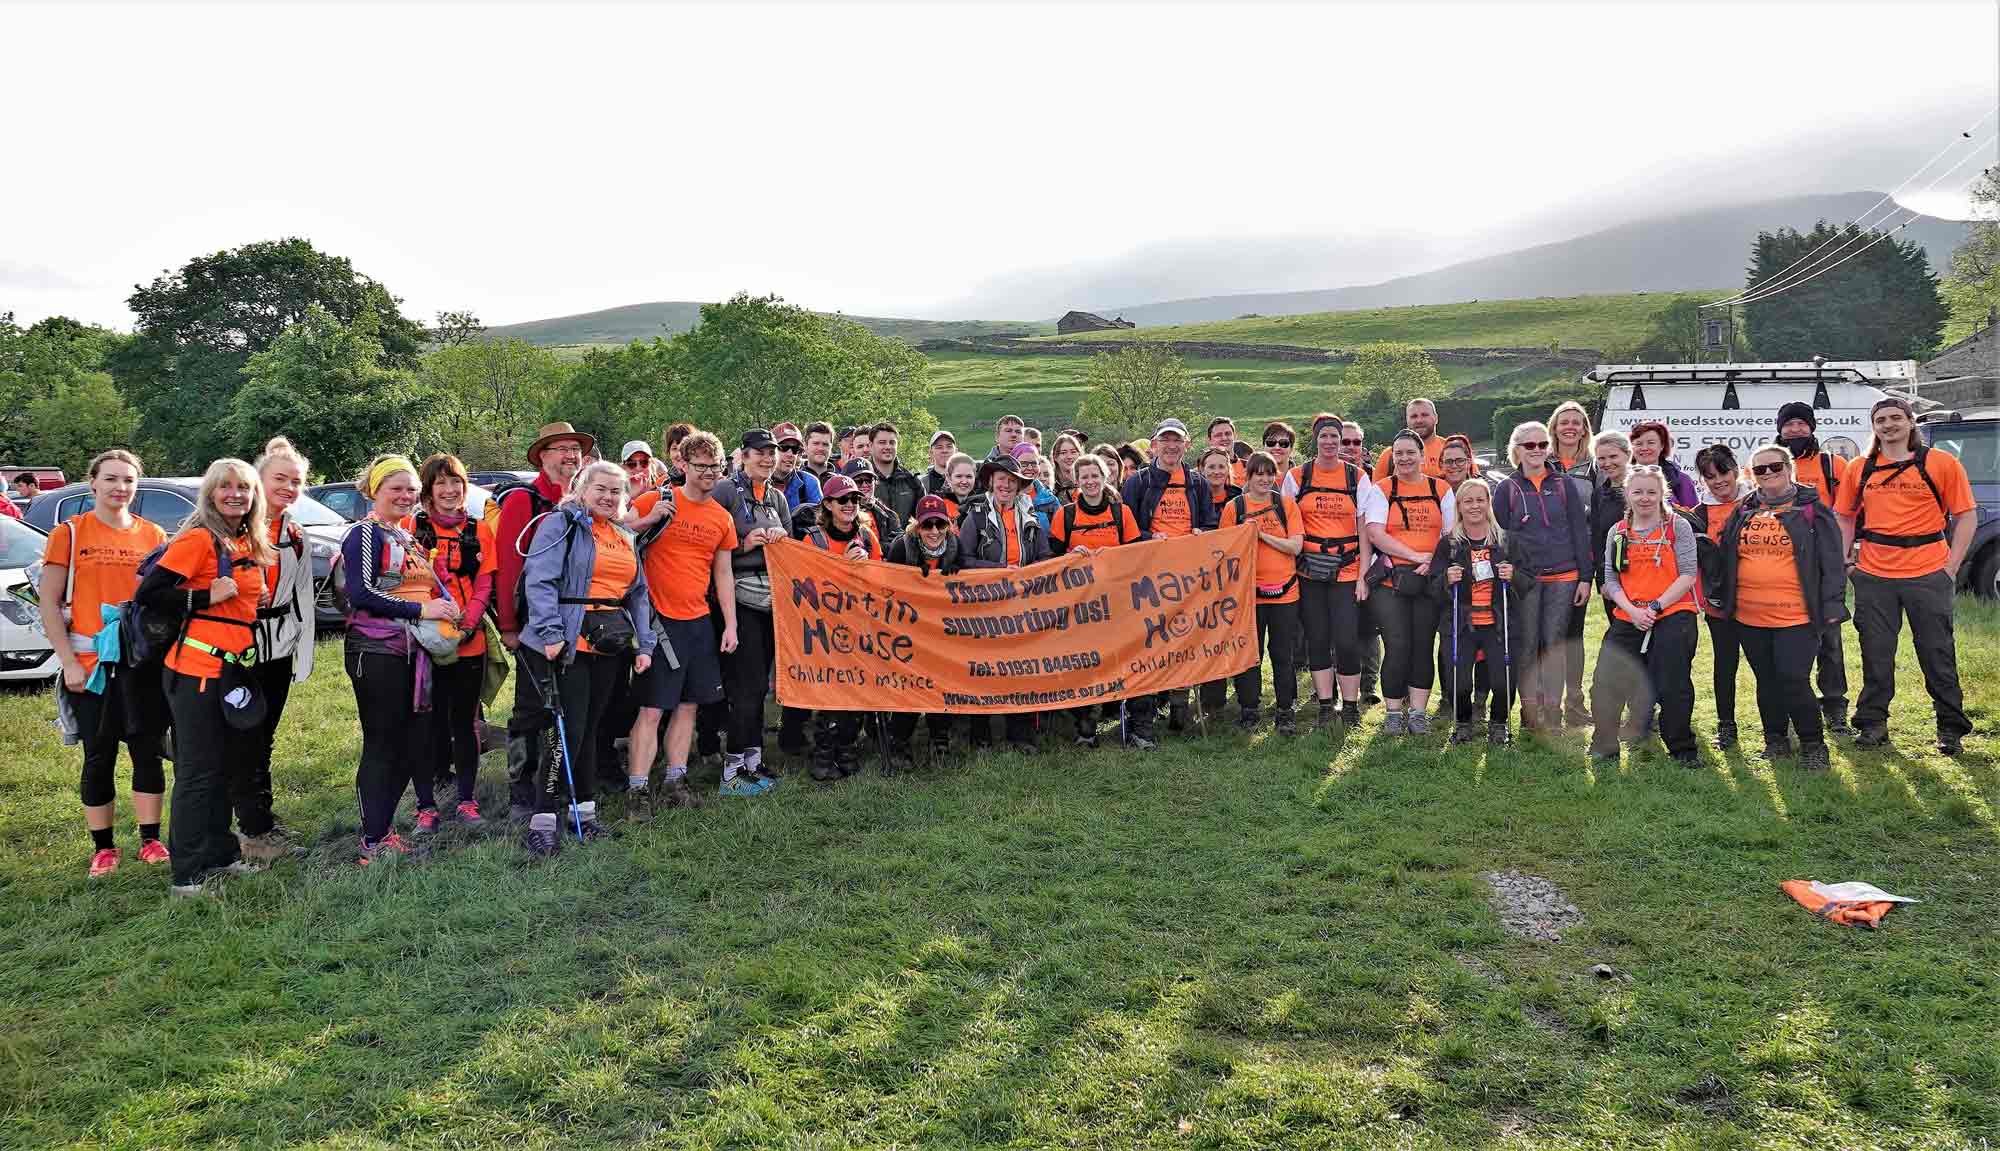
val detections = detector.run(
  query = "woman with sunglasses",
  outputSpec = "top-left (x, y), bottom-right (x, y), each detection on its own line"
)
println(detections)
top-left (1051, 453), bottom-right (1142, 746)
top-left (1687, 445), bottom-right (1751, 749)
top-left (1591, 465), bottom-right (1699, 769)
top-left (1491, 421), bottom-right (1591, 733)
top-left (1261, 422), bottom-right (1297, 470)
top-left (1714, 445), bottom-right (1846, 770)
top-left (800, 474), bottom-right (878, 780)
top-left (1365, 431), bottom-right (1456, 735)
top-left (887, 494), bottom-right (967, 763)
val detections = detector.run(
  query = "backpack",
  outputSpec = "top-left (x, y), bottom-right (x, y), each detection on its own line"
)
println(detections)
top-left (121, 531), bottom-right (242, 668)
top-left (415, 509), bottom-right (482, 578)
top-left (253, 516), bottom-right (309, 644)
top-left (1385, 474), bottom-right (1443, 530)
top-left (1851, 443), bottom-right (1949, 548)
top-left (1294, 460), bottom-right (1359, 555)
top-left (1814, 452), bottom-right (1840, 501)
top-left (1060, 499), bottom-right (1135, 547)
top-left (1228, 493), bottom-right (1290, 535)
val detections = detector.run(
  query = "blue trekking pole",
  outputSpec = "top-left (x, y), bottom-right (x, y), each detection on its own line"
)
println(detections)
top-left (527, 656), bottom-right (585, 843)
top-left (1498, 581), bottom-right (1513, 720)
top-left (1450, 579), bottom-right (1460, 720)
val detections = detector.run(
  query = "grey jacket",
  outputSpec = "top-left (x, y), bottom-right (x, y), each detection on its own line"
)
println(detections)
top-left (522, 504), bottom-right (656, 660)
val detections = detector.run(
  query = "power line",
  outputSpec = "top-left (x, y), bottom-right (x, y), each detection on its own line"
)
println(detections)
top-left (1702, 110), bottom-right (1998, 311)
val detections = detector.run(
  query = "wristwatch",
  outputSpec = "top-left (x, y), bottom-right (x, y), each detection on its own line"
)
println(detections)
top-left (1645, 599), bottom-right (1663, 613)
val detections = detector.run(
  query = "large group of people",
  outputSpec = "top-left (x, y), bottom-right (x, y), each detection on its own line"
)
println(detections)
top-left (36, 389), bottom-right (1981, 890)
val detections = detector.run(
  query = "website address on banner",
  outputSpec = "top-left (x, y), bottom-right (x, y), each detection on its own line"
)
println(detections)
top-left (941, 678), bottom-right (1127, 708)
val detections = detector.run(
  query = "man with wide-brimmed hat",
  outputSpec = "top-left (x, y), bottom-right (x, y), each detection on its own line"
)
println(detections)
top-left (497, 421), bottom-right (594, 819)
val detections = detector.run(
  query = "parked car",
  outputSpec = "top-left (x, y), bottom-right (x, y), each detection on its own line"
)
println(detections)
top-left (25, 479), bottom-right (351, 627)
top-left (470, 470), bottom-right (533, 491)
top-left (309, 481), bottom-right (495, 523)
top-left (0, 516), bottom-right (54, 683)
top-left (1921, 415), bottom-right (2000, 598)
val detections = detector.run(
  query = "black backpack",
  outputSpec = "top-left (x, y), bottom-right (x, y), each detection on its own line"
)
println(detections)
top-left (1227, 492), bottom-right (1290, 534)
top-left (121, 531), bottom-right (241, 668)
top-left (1851, 444), bottom-right (1949, 548)
top-left (1059, 499), bottom-right (1135, 547)
top-left (1294, 460), bottom-right (1359, 556)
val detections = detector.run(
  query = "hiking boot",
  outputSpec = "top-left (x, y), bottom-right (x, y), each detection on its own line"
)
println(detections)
top-left (523, 827), bottom-right (560, 857)
top-left (411, 808), bottom-right (442, 837)
top-left (138, 838), bottom-right (171, 865)
top-left (1360, 692), bottom-right (1381, 708)
top-left (1123, 732), bottom-right (1156, 751)
top-left (88, 847), bottom-right (121, 878)
top-left (1854, 725), bottom-right (1890, 749)
top-left (1797, 743), bottom-right (1831, 772)
top-left (1823, 709), bottom-right (1855, 738)
top-left (1564, 705), bottom-right (1593, 728)
top-left (809, 758), bottom-right (842, 782)
top-left (1075, 732), bottom-right (1099, 749)
top-left (219, 858), bottom-right (267, 877)
top-left (1760, 738), bottom-right (1794, 762)
top-left (576, 819), bottom-right (612, 843)
top-left (359, 834), bottom-right (410, 865)
top-left (237, 831), bottom-right (293, 863)
top-left (1382, 710), bottom-right (1408, 736)
top-left (1672, 750), bottom-right (1701, 768)
top-left (1712, 722), bottom-right (1738, 751)
top-left (1341, 701), bottom-right (1362, 727)
top-left (652, 777), bottom-right (696, 808)
top-left (1274, 709), bottom-right (1297, 737)
top-left (455, 800), bottom-right (485, 826)
top-left (1236, 708), bottom-right (1260, 733)
top-left (1488, 722), bottom-right (1511, 747)
top-left (1318, 700), bottom-right (1337, 728)
top-left (1168, 704), bottom-right (1190, 733)
top-left (1406, 711), bottom-right (1431, 736)
top-left (1450, 722), bottom-right (1478, 745)
top-left (169, 881), bottom-right (212, 899)
top-left (1937, 733), bottom-right (1965, 757)
top-left (1007, 738), bottom-right (1038, 756)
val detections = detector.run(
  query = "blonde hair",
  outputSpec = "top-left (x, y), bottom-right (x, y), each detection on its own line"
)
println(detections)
top-left (1591, 429), bottom-right (1632, 459)
top-left (255, 435), bottom-right (310, 479)
top-left (1449, 476), bottom-right (1505, 548)
top-left (88, 448), bottom-right (143, 480)
top-left (1507, 421), bottom-right (1553, 467)
top-left (1622, 464), bottom-right (1669, 497)
top-left (1548, 401), bottom-right (1595, 455)
top-left (356, 453), bottom-right (419, 499)
top-left (178, 458), bottom-right (277, 566)
top-left (1747, 442), bottom-right (1793, 477)
top-left (563, 459), bottom-right (630, 518)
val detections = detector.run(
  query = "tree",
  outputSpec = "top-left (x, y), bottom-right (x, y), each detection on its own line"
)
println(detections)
top-left (546, 338), bottom-right (684, 462)
top-left (433, 310), bottom-right (486, 347)
top-left (1075, 346), bottom-right (1206, 443)
top-left (1740, 221), bottom-right (1947, 361)
top-left (228, 305), bottom-right (428, 480)
top-left (115, 238), bottom-right (427, 471)
top-left (25, 372), bottom-right (140, 480)
top-left (417, 338), bottom-right (571, 468)
top-left (1623, 295), bottom-right (1707, 363)
top-left (0, 314), bottom-right (131, 462)
top-left (1941, 167), bottom-right (1999, 343)
top-left (1342, 342), bottom-right (1447, 410)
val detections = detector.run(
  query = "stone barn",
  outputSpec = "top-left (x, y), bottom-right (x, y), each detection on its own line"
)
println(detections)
top-left (1057, 311), bottom-right (1137, 335)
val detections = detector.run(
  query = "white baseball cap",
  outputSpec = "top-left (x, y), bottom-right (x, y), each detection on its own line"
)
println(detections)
top-left (620, 440), bottom-right (654, 462)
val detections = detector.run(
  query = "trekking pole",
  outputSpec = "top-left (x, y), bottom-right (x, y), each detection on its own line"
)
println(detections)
top-left (1499, 582), bottom-right (1513, 719)
top-left (1451, 581), bottom-right (1460, 720)
top-left (525, 655), bottom-right (585, 843)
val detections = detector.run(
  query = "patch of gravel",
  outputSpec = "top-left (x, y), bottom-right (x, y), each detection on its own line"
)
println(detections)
top-left (1481, 870), bottom-right (1582, 943)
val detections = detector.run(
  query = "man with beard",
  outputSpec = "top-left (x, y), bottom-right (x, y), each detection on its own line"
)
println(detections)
top-left (770, 422), bottom-right (822, 512)
top-left (869, 422), bottom-right (925, 525)
top-left (1373, 398), bottom-right (1447, 480)
top-left (1774, 401), bottom-right (1856, 735)
top-left (801, 421), bottom-right (836, 485)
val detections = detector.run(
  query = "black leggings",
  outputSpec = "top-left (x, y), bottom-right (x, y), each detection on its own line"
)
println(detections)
top-left (1447, 624), bottom-right (1510, 723)
top-left (232, 655), bottom-right (293, 836)
top-left (69, 671), bottom-right (166, 808)
top-left (1705, 614), bottom-right (1742, 730)
top-left (431, 656), bottom-right (485, 805)
top-left (1738, 623), bottom-right (1823, 746)
top-left (1590, 614), bottom-right (1698, 757)
top-left (348, 649), bottom-right (428, 841)
top-left (1371, 587), bottom-right (1439, 699)
top-left (1299, 578), bottom-right (1363, 676)
top-left (891, 711), bottom-right (953, 749)
top-left (725, 609), bottom-right (775, 755)
top-left (535, 649), bottom-right (624, 815)
top-left (165, 669), bottom-right (243, 885)
top-left (1235, 599), bottom-right (1299, 714)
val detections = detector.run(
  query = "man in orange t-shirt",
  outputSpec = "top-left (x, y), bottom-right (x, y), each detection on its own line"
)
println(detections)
top-left (625, 430), bottom-right (740, 806)
top-left (1119, 417), bottom-right (1217, 736)
top-left (1833, 398), bottom-right (1977, 754)
top-left (1372, 398), bottom-right (1448, 481)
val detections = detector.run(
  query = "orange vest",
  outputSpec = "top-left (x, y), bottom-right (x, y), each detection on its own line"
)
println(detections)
top-left (1381, 475), bottom-right (1446, 567)
top-left (1609, 517), bottom-right (1695, 623)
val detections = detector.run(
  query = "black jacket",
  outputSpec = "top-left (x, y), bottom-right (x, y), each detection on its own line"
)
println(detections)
top-left (958, 491), bottom-right (1051, 568)
top-left (872, 462), bottom-right (925, 526)
top-left (1426, 532), bottom-right (1532, 639)
top-left (1120, 461), bottom-right (1218, 539)
top-left (887, 530), bottom-right (965, 576)
top-left (1716, 484), bottom-right (1848, 629)
top-left (1587, 478), bottom-right (1628, 589)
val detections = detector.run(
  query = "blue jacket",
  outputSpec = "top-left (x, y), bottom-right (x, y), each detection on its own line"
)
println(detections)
top-left (1491, 467), bottom-right (1591, 580)
top-left (522, 505), bottom-right (655, 660)
top-left (1120, 462), bottom-right (1218, 540)
top-left (781, 469), bottom-right (822, 513)
top-left (1027, 481), bottom-right (1060, 533)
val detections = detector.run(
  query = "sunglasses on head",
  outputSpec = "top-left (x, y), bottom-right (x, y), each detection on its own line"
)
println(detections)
top-left (1750, 461), bottom-right (1788, 477)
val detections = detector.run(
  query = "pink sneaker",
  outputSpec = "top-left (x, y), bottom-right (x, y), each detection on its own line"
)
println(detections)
top-left (358, 833), bottom-right (409, 865)
top-left (137, 839), bottom-right (171, 865)
top-left (88, 847), bottom-right (121, 878)
top-left (413, 808), bottom-right (441, 836)
top-left (454, 800), bottom-right (483, 826)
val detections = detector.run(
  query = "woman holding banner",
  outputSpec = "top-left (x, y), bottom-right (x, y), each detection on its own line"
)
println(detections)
top-left (1050, 453), bottom-right (1141, 747)
top-left (1366, 431), bottom-right (1456, 735)
top-left (1218, 451), bottom-right (1304, 735)
top-left (886, 494), bottom-right (967, 763)
top-left (803, 473), bottom-right (877, 781)
top-left (960, 453), bottom-right (1049, 752)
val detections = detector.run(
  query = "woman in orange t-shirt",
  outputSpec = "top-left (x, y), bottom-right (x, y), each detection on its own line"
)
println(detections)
top-left (133, 458), bottom-right (275, 894)
top-left (36, 449), bottom-right (170, 879)
top-left (1591, 466), bottom-right (1699, 767)
top-left (416, 452), bottom-right (500, 825)
top-left (1218, 451), bottom-right (1304, 735)
top-left (1688, 445), bottom-right (1750, 750)
top-left (802, 474), bottom-right (877, 781)
top-left (1717, 444), bottom-right (1848, 770)
top-left (1365, 431), bottom-right (1456, 734)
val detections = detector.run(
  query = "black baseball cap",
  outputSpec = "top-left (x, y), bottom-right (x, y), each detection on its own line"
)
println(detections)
top-left (741, 429), bottom-right (776, 451)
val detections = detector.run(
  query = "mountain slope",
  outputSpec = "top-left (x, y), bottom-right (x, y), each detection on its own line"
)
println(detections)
top-left (486, 303), bottom-right (1051, 347)
top-left (1096, 193), bottom-right (1970, 327)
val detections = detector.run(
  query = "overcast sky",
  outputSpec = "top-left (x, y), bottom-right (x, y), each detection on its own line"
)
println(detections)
top-left (4, 1), bottom-right (1995, 329)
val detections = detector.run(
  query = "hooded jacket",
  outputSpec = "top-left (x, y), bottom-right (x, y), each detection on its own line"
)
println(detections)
top-left (871, 461), bottom-right (925, 526)
top-left (258, 509), bottom-right (318, 681)
top-left (521, 504), bottom-right (657, 660)
top-left (958, 490), bottom-right (1050, 568)
top-left (1715, 483), bottom-right (1848, 630)
top-left (1491, 466), bottom-right (1591, 581)
top-left (1426, 529), bottom-right (1532, 640)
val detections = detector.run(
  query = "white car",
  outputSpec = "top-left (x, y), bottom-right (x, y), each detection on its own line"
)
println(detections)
top-left (0, 517), bottom-right (55, 683)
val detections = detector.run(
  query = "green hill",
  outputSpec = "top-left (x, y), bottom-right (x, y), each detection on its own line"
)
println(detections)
top-left (487, 301), bottom-right (1052, 347)
top-left (1047, 291), bottom-right (1722, 353)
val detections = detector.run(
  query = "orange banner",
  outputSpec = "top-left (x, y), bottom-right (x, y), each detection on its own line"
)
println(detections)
top-left (769, 524), bottom-right (1261, 714)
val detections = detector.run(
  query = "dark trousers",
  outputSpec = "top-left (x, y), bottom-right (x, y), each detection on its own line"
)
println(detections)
top-left (1371, 588), bottom-right (1439, 699)
top-left (1705, 615), bottom-right (1742, 731)
top-left (165, 670), bottom-right (242, 885)
top-left (348, 649), bottom-right (427, 841)
top-left (432, 656), bottom-right (485, 805)
top-left (1589, 613), bottom-right (1697, 757)
top-left (1851, 570), bottom-right (1968, 738)
top-left (507, 646), bottom-right (549, 812)
top-left (890, 711), bottom-right (952, 750)
top-left (231, 655), bottom-right (294, 836)
top-left (1359, 620), bottom-right (1381, 696)
top-left (69, 672), bottom-right (166, 808)
top-left (1448, 623), bottom-right (1510, 724)
top-left (972, 713), bottom-right (1036, 745)
top-left (536, 649), bottom-right (622, 815)
top-left (1738, 623), bottom-right (1824, 747)
top-left (599, 660), bottom-right (637, 791)
top-left (724, 609), bottom-right (775, 755)
top-left (779, 706), bottom-right (812, 754)
top-left (1563, 601), bottom-right (1589, 714)
top-left (1230, 599), bottom-right (1300, 716)
top-left (1299, 578), bottom-right (1363, 677)
top-left (1815, 616), bottom-right (1850, 719)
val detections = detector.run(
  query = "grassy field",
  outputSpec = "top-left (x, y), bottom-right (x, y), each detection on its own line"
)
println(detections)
top-left (925, 352), bottom-right (1514, 459)
top-left (485, 302), bottom-right (1053, 349)
top-left (1047, 292), bottom-right (1726, 354)
top-left (1, 595), bottom-right (1996, 1149)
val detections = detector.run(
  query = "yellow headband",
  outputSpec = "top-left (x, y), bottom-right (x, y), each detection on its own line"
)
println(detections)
top-left (366, 456), bottom-right (417, 498)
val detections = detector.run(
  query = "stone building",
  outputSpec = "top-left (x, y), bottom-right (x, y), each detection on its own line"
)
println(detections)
top-left (1056, 311), bottom-right (1136, 335)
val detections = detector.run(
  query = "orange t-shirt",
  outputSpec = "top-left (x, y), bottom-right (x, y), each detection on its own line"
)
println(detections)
top-left (158, 529), bottom-right (265, 681)
top-left (1374, 437), bottom-right (1447, 481)
top-left (1696, 498), bottom-right (1741, 618)
top-left (1291, 460), bottom-right (1363, 584)
top-left (43, 514), bottom-right (167, 676)
top-left (1733, 507), bottom-right (1809, 628)
top-left (1835, 447), bottom-right (1976, 579)
top-left (1380, 475), bottom-right (1446, 567)
top-left (1051, 499), bottom-right (1138, 551)
top-left (1608, 519), bottom-right (1696, 624)
top-left (1221, 492), bottom-right (1303, 604)
top-left (1150, 467), bottom-right (1194, 539)
top-left (1000, 507), bottom-right (1022, 566)
top-left (634, 488), bottom-right (738, 622)
top-left (423, 514), bottom-right (497, 657)
top-left (576, 519), bottom-right (637, 654)
top-left (1463, 539), bottom-right (1498, 626)
top-left (1791, 451), bottom-right (1849, 506)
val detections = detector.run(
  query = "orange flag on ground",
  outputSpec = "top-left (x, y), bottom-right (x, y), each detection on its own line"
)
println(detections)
top-left (769, 524), bottom-right (1261, 714)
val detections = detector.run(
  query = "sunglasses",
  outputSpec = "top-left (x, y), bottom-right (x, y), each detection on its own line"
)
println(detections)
top-left (1265, 438), bottom-right (1292, 449)
top-left (852, 475), bottom-right (875, 485)
top-left (1520, 441), bottom-right (1551, 451)
top-left (1340, 438), bottom-right (1364, 446)
top-left (918, 518), bottom-right (949, 528)
top-left (1750, 461), bottom-right (1788, 477)
top-left (777, 444), bottom-right (802, 454)
top-left (829, 495), bottom-right (862, 506)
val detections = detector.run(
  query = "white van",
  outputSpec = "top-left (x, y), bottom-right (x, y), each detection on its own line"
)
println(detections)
top-left (1589, 360), bottom-right (1924, 469)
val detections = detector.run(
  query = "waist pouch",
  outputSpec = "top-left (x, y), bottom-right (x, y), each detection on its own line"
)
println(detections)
top-left (735, 571), bottom-right (773, 612)
top-left (1391, 567), bottom-right (1428, 598)
top-left (1297, 551), bottom-right (1345, 583)
top-left (581, 609), bottom-right (638, 656)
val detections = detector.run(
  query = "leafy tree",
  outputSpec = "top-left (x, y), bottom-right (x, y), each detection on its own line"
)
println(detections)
top-left (116, 238), bottom-right (426, 471)
top-left (1941, 168), bottom-right (1999, 343)
top-left (1740, 221), bottom-right (1946, 360)
top-left (418, 338), bottom-right (571, 468)
top-left (1341, 342), bottom-right (1446, 411)
top-left (228, 305), bottom-right (427, 480)
top-left (433, 310), bottom-right (486, 347)
top-left (545, 338), bottom-right (683, 462)
top-left (1076, 345), bottom-right (1206, 443)
top-left (25, 372), bottom-right (140, 480)
top-left (1620, 295), bottom-right (1708, 363)
top-left (0, 314), bottom-right (131, 462)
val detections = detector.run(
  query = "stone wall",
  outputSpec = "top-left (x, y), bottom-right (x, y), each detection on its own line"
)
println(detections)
top-left (916, 336), bottom-right (1603, 369)
top-left (1919, 316), bottom-right (1998, 412)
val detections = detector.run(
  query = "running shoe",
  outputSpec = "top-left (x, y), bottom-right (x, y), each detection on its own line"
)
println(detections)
top-left (719, 775), bottom-right (772, 798)
top-left (455, 800), bottom-right (484, 826)
top-left (88, 848), bottom-right (121, 878)
top-left (1382, 710), bottom-right (1408, 736)
top-left (137, 839), bottom-right (171, 865)
top-left (1406, 711), bottom-right (1430, 736)
top-left (412, 808), bottom-right (441, 837)
top-left (358, 833), bottom-right (410, 865)
top-left (523, 827), bottom-right (560, 857)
